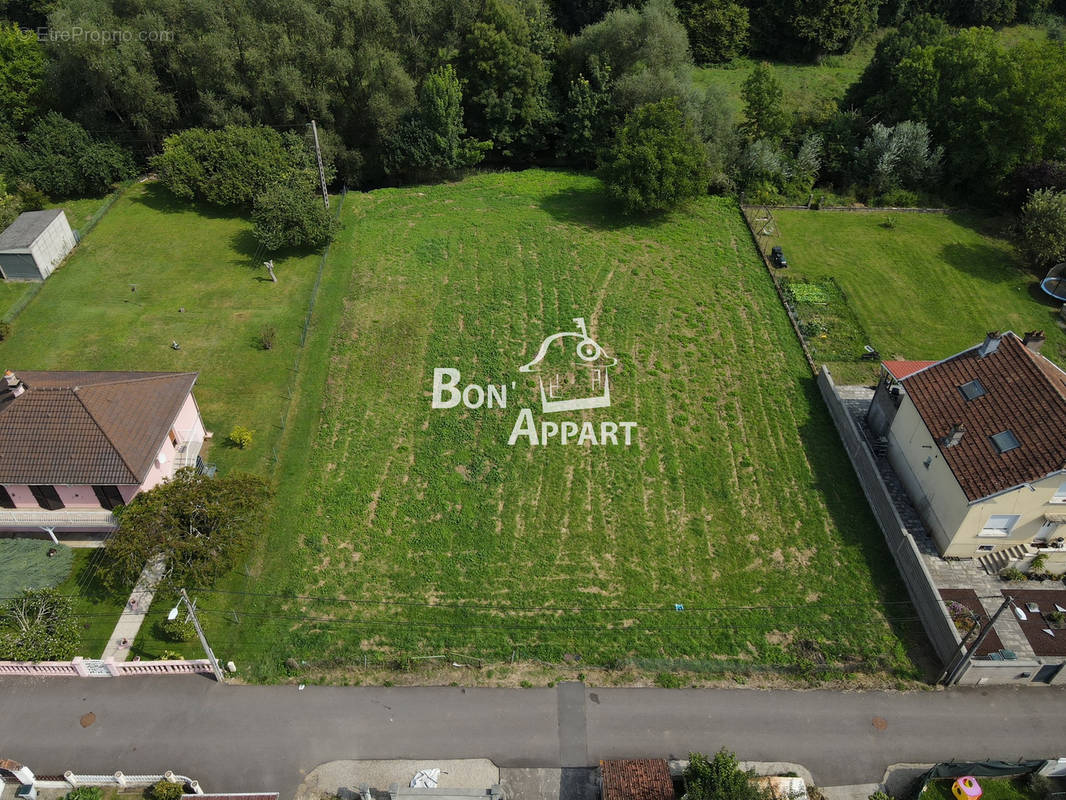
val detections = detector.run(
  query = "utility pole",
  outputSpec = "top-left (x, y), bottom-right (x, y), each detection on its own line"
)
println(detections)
top-left (310, 120), bottom-right (329, 210)
top-left (941, 595), bottom-right (1013, 686)
top-left (170, 588), bottom-right (226, 682)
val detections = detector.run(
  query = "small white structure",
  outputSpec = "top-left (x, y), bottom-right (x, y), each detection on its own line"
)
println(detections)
top-left (0, 209), bottom-right (77, 280)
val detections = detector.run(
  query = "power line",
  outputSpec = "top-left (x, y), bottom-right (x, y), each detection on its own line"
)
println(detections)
top-left (186, 584), bottom-right (919, 615)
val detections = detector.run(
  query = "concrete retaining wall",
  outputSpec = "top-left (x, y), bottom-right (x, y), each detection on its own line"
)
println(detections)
top-left (817, 367), bottom-right (963, 666)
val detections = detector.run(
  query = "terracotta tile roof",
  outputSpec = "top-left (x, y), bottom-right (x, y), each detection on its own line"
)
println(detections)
top-left (883, 360), bottom-right (937, 380)
top-left (900, 333), bottom-right (1066, 501)
top-left (601, 759), bottom-right (675, 800)
top-left (0, 370), bottom-right (197, 485)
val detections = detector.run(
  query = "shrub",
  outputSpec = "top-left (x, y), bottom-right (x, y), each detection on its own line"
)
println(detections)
top-left (158, 616), bottom-right (196, 642)
top-left (877, 190), bottom-right (920, 208)
top-left (228, 425), bottom-right (254, 449)
top-left (6, 113), bottom-right (134, 197)
top-left (999, 566), bottom-right (1026, 582)
top-left (0, 587), bottom-right (80, 661)
top-left (16, 182), bottom-right (46, 210)
top-left (1021, 772), bottom-right (1052, 800)
top-left (159, 649), bottom-right (185, 660)
top-left (1029, 552), bottom-right (1049, 572)
top-left (63, 787), bottom-right (103, 800)
top-left (257, 325), bottom-right (276, 351)
top-left (151, 779), bottom-right (185, 800)
top-left (0, 322), bottom-right (10, 341)
top-left (654, 671), bottom-right (684, 688)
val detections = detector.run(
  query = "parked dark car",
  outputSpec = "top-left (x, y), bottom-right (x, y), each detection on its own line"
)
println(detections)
top-left (770, 246), bottom-right (787, 268)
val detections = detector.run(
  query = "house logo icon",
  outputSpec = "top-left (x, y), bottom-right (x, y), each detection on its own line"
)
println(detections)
top-left (519, 317), bottom-right (618, 414)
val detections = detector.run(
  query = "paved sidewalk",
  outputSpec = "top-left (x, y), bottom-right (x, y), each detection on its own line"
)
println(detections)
top-left (101, 555), bottom-right (165, 661)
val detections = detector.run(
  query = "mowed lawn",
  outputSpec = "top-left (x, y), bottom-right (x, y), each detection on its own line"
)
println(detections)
top-left (767, 209), bottom-right (1066, 383)
top-left (206, 170), bottom-right (920, 679)
top-left (0, 181), bottom-right (328, 477)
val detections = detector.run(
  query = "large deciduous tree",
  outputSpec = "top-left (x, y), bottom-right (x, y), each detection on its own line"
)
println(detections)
top-left (675, 0), bottom-right (749, 63)
top-left (457, 0), bottom-right (555, 159)
top-left (747, 0), bottom-right (880, 60)
top-left (101, 470), bottom-right (272, 593)
top-left (0, 588), bottom-right (80, 662)
top-left (252, 184), bottom-right (335, 251)
top-left (598, 97), bottom-right (709, 213)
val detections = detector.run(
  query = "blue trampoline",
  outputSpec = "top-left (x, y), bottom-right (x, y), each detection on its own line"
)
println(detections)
top-left (1041, 262), bottom-right (1066, 301)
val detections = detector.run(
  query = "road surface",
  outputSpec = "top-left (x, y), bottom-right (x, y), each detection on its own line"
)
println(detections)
top-left (0, 678), bottom-right (1062, 798)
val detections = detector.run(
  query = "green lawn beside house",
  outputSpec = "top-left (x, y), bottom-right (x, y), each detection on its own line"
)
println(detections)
top-left (54, 548), bottom-right (128, 659)
top-left (760, 209), bottom-right (1064, 384)
top-left (0, 180), bottom-right (329, 477)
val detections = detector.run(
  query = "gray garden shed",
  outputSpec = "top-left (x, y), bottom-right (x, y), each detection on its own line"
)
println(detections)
top-left (0, 209), bottom-right (77, 281)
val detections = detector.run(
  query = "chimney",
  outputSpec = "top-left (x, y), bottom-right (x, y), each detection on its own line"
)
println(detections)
top-left (1023, 330), bottom-right (1046, 354)
top-left (942, 423), bottom-right (965, 448)
top-left (977, 331), bottom-right (1001, 358)
top-left (4, 369), bottom-right (24, 398)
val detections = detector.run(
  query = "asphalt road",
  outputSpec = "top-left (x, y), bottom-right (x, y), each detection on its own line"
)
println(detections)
top-left (1, 678), bottom-right (1063, 799)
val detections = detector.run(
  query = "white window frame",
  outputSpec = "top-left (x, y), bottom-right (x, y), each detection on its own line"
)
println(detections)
top-left (978, 514), bottom-right (1019, 537)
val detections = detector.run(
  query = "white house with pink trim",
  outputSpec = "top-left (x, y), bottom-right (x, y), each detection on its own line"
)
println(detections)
top-left (0, 369), bottom-right (206, 538)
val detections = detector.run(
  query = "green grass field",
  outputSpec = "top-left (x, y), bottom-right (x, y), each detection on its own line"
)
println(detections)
top-left (156, 169), bottom-right (923, 682)
top-left (759, 209), bottom-right (1065, 383)
top-left (693, 24), bottom-right (1047, 120)
top-left (55, 548), bottom-right (128, 658)
top-left (0, 181), bottom-right (329, 477)
top-left (693, 37), bottom-right (882, 118)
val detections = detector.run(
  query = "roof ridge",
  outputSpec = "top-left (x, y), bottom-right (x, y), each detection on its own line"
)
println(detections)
top-left (70, 371), bottom-right (198, 389)
top-left (1006, 333), bottom-right (1066, 407)
top-left (70, 387), bottom-right (140, 480)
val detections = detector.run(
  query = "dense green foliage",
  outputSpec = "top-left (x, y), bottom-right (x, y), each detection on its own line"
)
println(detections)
top-left (684, 750), bottom-right (771, 800)
top-left (1015, 189), bottom-right (1066, 270)
top-left (152, 126), bottom-right (316, 207)
top-left (0, 588), bottom-right (79, 661)
top-left (0, 22), bottom-right (43, 128)
top-left (599, 98), bottom-right (710, 212)
top-left (385, 65), bottom-right (489, 177)
top-left (102, 470), bottom-right (272, 593)
top-left (677, 0), bottom-right (749, 63)
top-left (1, 113), bottom-right (134, 197)
top-left (252, 183), bottom-right (335, 251)
top-left (740, 62), bottom-right (787, 142)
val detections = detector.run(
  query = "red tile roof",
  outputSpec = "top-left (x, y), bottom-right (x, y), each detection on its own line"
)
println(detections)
top-left (883, 360), bottom-right (937, 380)
top-left (900, 333), bottom-right (1066, 501)
top-left (0, 370), bottom-right (198, 485)
top-left (601, 759), bottom-right (675, 800)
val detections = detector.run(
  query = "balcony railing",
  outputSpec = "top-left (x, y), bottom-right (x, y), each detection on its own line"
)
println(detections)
top-left (0, 508), bottom-right (117, 528)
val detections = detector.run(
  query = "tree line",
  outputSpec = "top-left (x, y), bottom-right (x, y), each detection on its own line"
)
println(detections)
top-left (2, 0), bottom-right (1066, 242)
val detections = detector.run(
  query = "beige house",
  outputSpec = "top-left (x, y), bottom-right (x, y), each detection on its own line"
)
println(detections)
top-left (867, 331), bottom-right (1066, 561)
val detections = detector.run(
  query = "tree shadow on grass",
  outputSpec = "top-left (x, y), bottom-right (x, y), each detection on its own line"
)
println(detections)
top-left (938, 241), bottom-right (1022, 284)
top-left (794, 374), bottom-right (936, 681)
top-left (130, 181), bottom-right (248, 222)
top-left (539, 185), bottom-right (674, 232)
